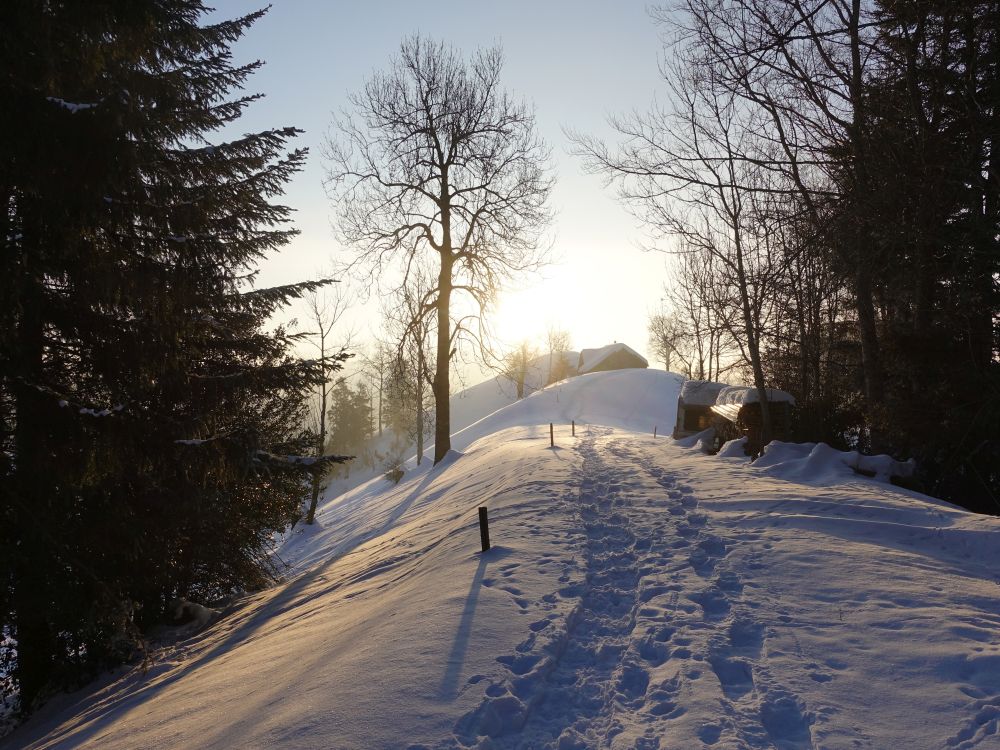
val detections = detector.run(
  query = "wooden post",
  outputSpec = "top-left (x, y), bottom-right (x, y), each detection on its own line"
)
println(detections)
top-left (550, 422), bottom-right (554, 447)
top-left (654, 426), bottom-right (657, 438)
top-left (478, 506), bottom-right (491, 552)
top-left (572, 420), bottom-right (575, 437)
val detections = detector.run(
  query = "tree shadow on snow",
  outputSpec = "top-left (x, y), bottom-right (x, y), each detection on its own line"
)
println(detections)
top-left (438, 546), bottom-right (515, 701)
top-left (21, 461), bottom-right (454, 750)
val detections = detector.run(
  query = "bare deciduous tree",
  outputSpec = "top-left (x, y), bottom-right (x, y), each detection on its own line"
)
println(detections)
top-left (647, 310), bottom-right (686, 374)
top-left (502, 340), bottom-right (539, 399)
top-left (302, 286), bottom-right (352, 524)
top-left (383, 277), bottom-right (436, 465)
top-left (664, 0), bottom-right (889, 428)
top-left (574, 65), bottom-right (789, 442)
top-left (324, 35), bottom-right (553, 463)
top-left (545, 326), bottom-right (572, 385)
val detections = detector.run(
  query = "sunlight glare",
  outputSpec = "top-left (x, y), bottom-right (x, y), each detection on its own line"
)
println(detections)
top-left (492, 274), bottom-right (579, 350)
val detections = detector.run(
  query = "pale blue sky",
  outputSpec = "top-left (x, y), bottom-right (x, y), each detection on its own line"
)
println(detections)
top-left (212, 1), bottom-right (675, 372)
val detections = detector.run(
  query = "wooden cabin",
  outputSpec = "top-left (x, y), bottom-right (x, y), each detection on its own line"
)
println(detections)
top-left (673, 380), bottom-right (728, 439)
top-left (709, 386), bottom-right (796, 456)
top-left (577, 343), bottom-right (648, 375)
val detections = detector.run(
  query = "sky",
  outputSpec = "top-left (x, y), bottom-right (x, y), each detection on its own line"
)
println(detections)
top-left (211, 1), bottom-right (677, 378)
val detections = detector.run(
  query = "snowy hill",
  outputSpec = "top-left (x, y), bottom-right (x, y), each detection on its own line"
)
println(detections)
top-left (450, 350), bottom-right (580, 435)
top-left (6, 369), bottom-right (1000, 750)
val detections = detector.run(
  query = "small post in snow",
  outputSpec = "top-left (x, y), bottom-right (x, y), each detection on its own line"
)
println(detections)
top-left (572, 420), bottom-right (575, 437)
top-left (478, 506), bottom-right (491, 552)
top-left (654, 426), bottom-right (657, 438)
top-left (550, 422), bottom-right (554, 448)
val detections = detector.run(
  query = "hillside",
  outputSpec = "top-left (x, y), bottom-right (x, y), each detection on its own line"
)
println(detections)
top-left (5, 369), bottom-right (1000, 750)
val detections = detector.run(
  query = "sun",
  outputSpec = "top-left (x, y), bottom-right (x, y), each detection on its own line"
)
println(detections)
top-left (491, 274), bottom-right (579, 350)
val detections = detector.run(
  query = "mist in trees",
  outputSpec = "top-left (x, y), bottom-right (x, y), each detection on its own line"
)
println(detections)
top-left (545, 327), bottom-right (573, 385)
top-left (382, 282), bottom-right (435, 466)
top-left (302, 288), bottom-right (352, 524)
top-left (326, 377), bottom-right (374, 470)
top-left (578, 0), bottom-right (999, 512)
top-left (502, 341), bottom-right (539, 399)
top-left (324, 35), bottom-right (553, 464)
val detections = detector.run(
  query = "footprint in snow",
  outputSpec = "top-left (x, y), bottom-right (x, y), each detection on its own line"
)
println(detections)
top-left (689, 588), bottom-right (731, 620)
top-left (760, 691), bottom-right (814, 748)
top-left (709, 652), bottom-right (755, 699)
top-left (729, 618), bottom-right (765, 656)
top-left (645, 674), bottom-right (684, 719)
top-left (636, 636), bottom-right (670, 667)
top-left (616, 663), bottom-right (651, 702)
top-left (697, 723), bottom-right (723, 745)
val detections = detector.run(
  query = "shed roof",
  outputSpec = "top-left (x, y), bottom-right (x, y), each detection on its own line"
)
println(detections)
top-left (678, 380), bottom-right (728, 406)
top-left (716, 385), bottom-right (796, 406)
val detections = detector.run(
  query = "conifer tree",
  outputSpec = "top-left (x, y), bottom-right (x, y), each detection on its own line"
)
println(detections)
top-left (0, 1), bottom-right (347, 712)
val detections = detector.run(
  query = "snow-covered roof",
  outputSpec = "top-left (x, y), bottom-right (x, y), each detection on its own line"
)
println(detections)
top-left (678, 380), bottom-right (728, 406)
top-left (576, 343), bottom-right (648, 374)
top-left (715, 385), bottom-right (796, 406)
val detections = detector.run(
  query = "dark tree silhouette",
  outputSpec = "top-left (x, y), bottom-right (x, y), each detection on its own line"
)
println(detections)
top-left (0, 1), bottom-right (347, 711)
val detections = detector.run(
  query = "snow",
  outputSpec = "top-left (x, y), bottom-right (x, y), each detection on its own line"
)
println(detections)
top-left (716, 385), bottom-right (796, 406)
top-left (753, 440), bottom-right (916, 483)
top-left (5, 369), bottom-right (1000, 750)
top-left (717, 436), bottom-right (748, 458)
top-left (77, 408), bottom-right (114, 418)
top-left (45, 97), bottom-right (100, 113)
top-left (576, 343), bottom-right (647, 374)
top-left (678, 379), bottom-right (727, 406)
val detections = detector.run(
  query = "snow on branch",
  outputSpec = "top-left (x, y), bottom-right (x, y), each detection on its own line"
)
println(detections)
top-left (254, 451), bottom-right (353, 471)
top-left (8, 377), bottom-right (125, 418)
top-left (46, 96), bottom-right (102, 113)
top-left (173, 433), bottom-right (232, 446)
top-left (76, 405), bottom-right (124, 418)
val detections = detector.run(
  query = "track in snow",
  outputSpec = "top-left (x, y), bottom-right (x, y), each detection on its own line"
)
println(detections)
top-left (443, 429), bottom-right (816, 750)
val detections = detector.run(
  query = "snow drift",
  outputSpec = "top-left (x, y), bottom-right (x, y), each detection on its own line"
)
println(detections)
top-left (5, 368), bottom-right (1000, 750)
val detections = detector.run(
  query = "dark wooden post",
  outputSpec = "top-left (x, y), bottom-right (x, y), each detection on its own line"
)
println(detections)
top-left (572, 420), bottom-right (575, 437)
top-left (478, 506), bottom-right (491, 552)
top-left (654, 426), bottom-right (657, 438)
top-left (549, 422), bottom-right (554, 447)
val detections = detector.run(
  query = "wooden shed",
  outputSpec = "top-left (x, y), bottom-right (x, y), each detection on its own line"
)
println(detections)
top-left (710, 386), bottom-right (796, 456)
top-left (672, 380), bottom-right (728, 439)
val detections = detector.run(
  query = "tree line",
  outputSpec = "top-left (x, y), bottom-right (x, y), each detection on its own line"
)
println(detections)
top-left (580, 0), bottom-right (998, 512)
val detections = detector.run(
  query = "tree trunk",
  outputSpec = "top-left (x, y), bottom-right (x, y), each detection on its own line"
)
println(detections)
top-left (415, 340), bottom-right (425, 466)
top-left (972, 29), bottom-right (999, 370)
top-left (306, 339), bottom-right (327, 524)
top-left (749, 341), bottom-right (772, 449)
top-left (12, 276), bottom-right (55, 710)
top-left (377, 367), bottom-right (383, 437)
top-left (433, 251), bottom-right (453, 464)
top-left (855, 262), bottom-right (886, 450)
top-left (416, 388), bottom-right (424, 466)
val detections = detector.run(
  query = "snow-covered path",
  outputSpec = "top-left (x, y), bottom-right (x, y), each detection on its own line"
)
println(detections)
top-left (448, 429), bottom-right (815, 750)
top-left (7, 369), bottom-right (1000, 750)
